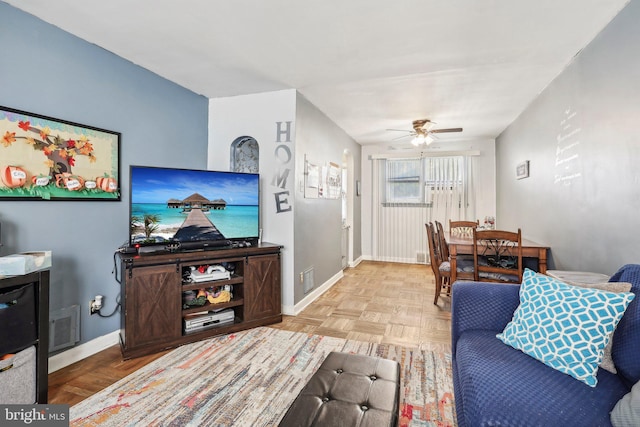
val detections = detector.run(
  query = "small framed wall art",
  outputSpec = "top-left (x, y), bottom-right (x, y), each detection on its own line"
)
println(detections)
top-left (516, 160), bottom-right (530, 180)
top-left (0, 106), bottom-right (121, 201)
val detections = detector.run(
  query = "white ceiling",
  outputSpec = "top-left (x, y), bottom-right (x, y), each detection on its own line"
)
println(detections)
top-left (4, 0), bottom-right (629, 146)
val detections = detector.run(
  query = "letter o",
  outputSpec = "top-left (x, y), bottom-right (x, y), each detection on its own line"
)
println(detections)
top-left (274, 145), bottom-right (291, 164)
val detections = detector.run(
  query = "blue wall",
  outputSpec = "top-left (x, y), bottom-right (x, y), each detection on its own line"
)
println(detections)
top-left (0, 3), bottom-right (209, 346)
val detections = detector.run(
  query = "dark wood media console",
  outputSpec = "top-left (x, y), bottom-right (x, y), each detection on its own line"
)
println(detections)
top-left (118, 242), bottom-right (282, 359)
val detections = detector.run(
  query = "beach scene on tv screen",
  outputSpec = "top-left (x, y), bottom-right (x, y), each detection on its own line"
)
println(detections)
top-left (130, 167), bottom-right (259, 244)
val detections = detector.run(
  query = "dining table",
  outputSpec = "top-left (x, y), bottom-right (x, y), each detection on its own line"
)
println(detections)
top-left (446, 231), bottom-right (550, 283)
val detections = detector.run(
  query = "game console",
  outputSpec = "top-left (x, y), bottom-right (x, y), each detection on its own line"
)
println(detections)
top-left (184, 308), bottom-right (235, 333)
top-left (189, 265), bottom-right (231, 282)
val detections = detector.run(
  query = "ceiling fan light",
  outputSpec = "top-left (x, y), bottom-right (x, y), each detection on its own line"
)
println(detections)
top-left (425, 134), bottom-right (434, 145)
top-left (412, 134), bottom-right (425, 146)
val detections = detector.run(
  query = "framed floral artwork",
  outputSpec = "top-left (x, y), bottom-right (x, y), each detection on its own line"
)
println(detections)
top-left (0, 106), bottom-right (120, 201)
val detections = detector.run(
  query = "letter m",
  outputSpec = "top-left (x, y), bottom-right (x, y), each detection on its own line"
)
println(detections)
top-left (271, 168), bottom-right (290, 189)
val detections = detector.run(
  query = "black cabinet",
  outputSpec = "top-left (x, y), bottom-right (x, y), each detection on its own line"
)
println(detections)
top-left (0, 270), bottom-right (49, 403)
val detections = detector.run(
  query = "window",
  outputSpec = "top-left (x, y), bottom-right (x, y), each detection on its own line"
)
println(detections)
top-left (373, 154), bottom-right (476, 263)
top-left (384, 156), bottom-right (465, 205)
top-left (385, 159), bottom-right (423, 204)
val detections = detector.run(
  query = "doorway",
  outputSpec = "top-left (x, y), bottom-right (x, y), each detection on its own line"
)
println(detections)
top-left (342, 149), bottom-right (354, 268)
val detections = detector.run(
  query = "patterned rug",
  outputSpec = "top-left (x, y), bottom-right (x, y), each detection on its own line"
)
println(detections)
top-left (70, 327), bottom-right (455, 426)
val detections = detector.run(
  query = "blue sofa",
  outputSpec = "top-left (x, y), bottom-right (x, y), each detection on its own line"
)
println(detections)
top-left (451, 264), bottom-right (640, 427)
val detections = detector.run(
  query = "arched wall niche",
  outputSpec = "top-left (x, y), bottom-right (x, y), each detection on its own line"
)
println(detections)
top-left (230, 136), bottom-right (259, 173)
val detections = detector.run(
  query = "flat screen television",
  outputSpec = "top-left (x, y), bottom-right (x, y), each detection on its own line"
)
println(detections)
top-left (129, 165), bottom-right (259, 249)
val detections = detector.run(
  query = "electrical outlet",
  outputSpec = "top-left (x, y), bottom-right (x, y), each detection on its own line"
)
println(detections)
top-left (90, 295), bottom-right (103, 315)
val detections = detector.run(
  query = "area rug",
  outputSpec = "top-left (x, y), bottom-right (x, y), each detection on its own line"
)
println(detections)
top-left (70, 327), bottom-right (455, 426)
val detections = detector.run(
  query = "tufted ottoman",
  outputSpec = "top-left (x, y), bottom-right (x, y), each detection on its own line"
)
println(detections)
top-left (278, 352), bottom-right (401, 427)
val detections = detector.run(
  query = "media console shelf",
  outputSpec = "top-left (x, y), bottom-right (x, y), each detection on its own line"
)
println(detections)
top-left (118, 242), bottom-right (281, 359)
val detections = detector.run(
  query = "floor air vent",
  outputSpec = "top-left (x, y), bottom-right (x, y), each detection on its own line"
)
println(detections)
top-left (49, 305), bottom-right (80, 353)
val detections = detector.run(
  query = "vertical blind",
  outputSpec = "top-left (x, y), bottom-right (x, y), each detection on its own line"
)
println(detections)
top-left (372, 155), bottom-right (476, 263)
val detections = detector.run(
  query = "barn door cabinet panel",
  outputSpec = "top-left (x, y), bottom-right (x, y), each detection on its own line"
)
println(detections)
top-left (119, 243), bottom-right (282, 359)
top-left (120, 264), bottom-right (182, 350)
top-left (244, 254), bottom-right (281, 322)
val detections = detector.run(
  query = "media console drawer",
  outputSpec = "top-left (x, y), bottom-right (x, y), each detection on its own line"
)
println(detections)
top-left (0, 283), bottom-right (37, 354)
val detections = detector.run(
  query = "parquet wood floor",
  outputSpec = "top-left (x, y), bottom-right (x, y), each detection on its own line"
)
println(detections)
top-left (269, 260), bottom-right (451, 348)
top-left (48, 261), bottom-right (450, 405)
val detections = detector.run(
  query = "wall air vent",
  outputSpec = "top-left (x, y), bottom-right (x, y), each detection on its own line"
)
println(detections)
top-left (49, 305), bottom-right (80, 353)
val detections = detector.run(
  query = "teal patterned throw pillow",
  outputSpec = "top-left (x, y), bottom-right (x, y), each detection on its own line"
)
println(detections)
top-left (497, 269), bottom-right (635, 387)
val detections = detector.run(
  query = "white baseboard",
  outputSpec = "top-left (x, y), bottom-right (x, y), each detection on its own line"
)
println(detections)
top-left (361, 255), bottom-right (423, 264)
top-left (349, 256), bottom-right (363, 268)
top-left (49, 267), bottom-right (355, 371)
top-left (282, 270), bottom-right (344, 316)
top-left (48, 330), bottom-right (120, 373)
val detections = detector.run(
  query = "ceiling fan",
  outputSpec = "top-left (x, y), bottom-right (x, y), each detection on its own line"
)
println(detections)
top-left (387, 119), bottom-right (463, 146)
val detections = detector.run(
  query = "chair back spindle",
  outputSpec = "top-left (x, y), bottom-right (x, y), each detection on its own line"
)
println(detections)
top-left (449, 220), bottom-right (480, 236)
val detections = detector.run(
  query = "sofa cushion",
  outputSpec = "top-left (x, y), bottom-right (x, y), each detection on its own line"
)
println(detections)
top-left (455, 330), bottom-right (629, 427)
top-left (611, 380), bottom-right (640, 427)
top-left (497, 269), bottom-right (635, 387)
top-left (609, 264), bottom-right (640, 387)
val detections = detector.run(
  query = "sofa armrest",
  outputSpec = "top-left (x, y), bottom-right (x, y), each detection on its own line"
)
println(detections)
top-left (451, 281), bottom-right (521, 357)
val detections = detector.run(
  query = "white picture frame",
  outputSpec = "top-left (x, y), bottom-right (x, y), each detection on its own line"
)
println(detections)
top-left (516, 160), bottom-right (530, 179)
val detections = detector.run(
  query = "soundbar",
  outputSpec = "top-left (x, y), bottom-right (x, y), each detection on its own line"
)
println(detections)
top-left (179, 240), bottom-right (231, 251)
top-left (136, 239), bottom-right (232, 255)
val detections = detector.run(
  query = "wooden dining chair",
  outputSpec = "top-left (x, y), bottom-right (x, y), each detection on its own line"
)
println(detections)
top-left (437, 219), bottom-right (475, 268)
top-left (449, 220), bottom-right (480, 235)
top-left (472, 228), bottom-right (523, 283)
top-left (448, 220), bottom-right (479, 262)
top-left (426, 222), bottom-right (474, 304)
top-left (426, 222), bottom-right (447, 304)
top-left (435, 221), bottom-right (449, 260)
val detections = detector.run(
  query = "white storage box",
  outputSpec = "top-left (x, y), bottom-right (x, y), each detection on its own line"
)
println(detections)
top-left (0, 251), bottom-right (51, 276)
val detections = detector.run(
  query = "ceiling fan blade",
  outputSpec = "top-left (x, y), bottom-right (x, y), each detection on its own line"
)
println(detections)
top-left (431, 127), bottom-right (463, 133)
top-left (392, 134), bottom-right (412, 141)
top-left (386, 129), bottom-right (412, 132)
